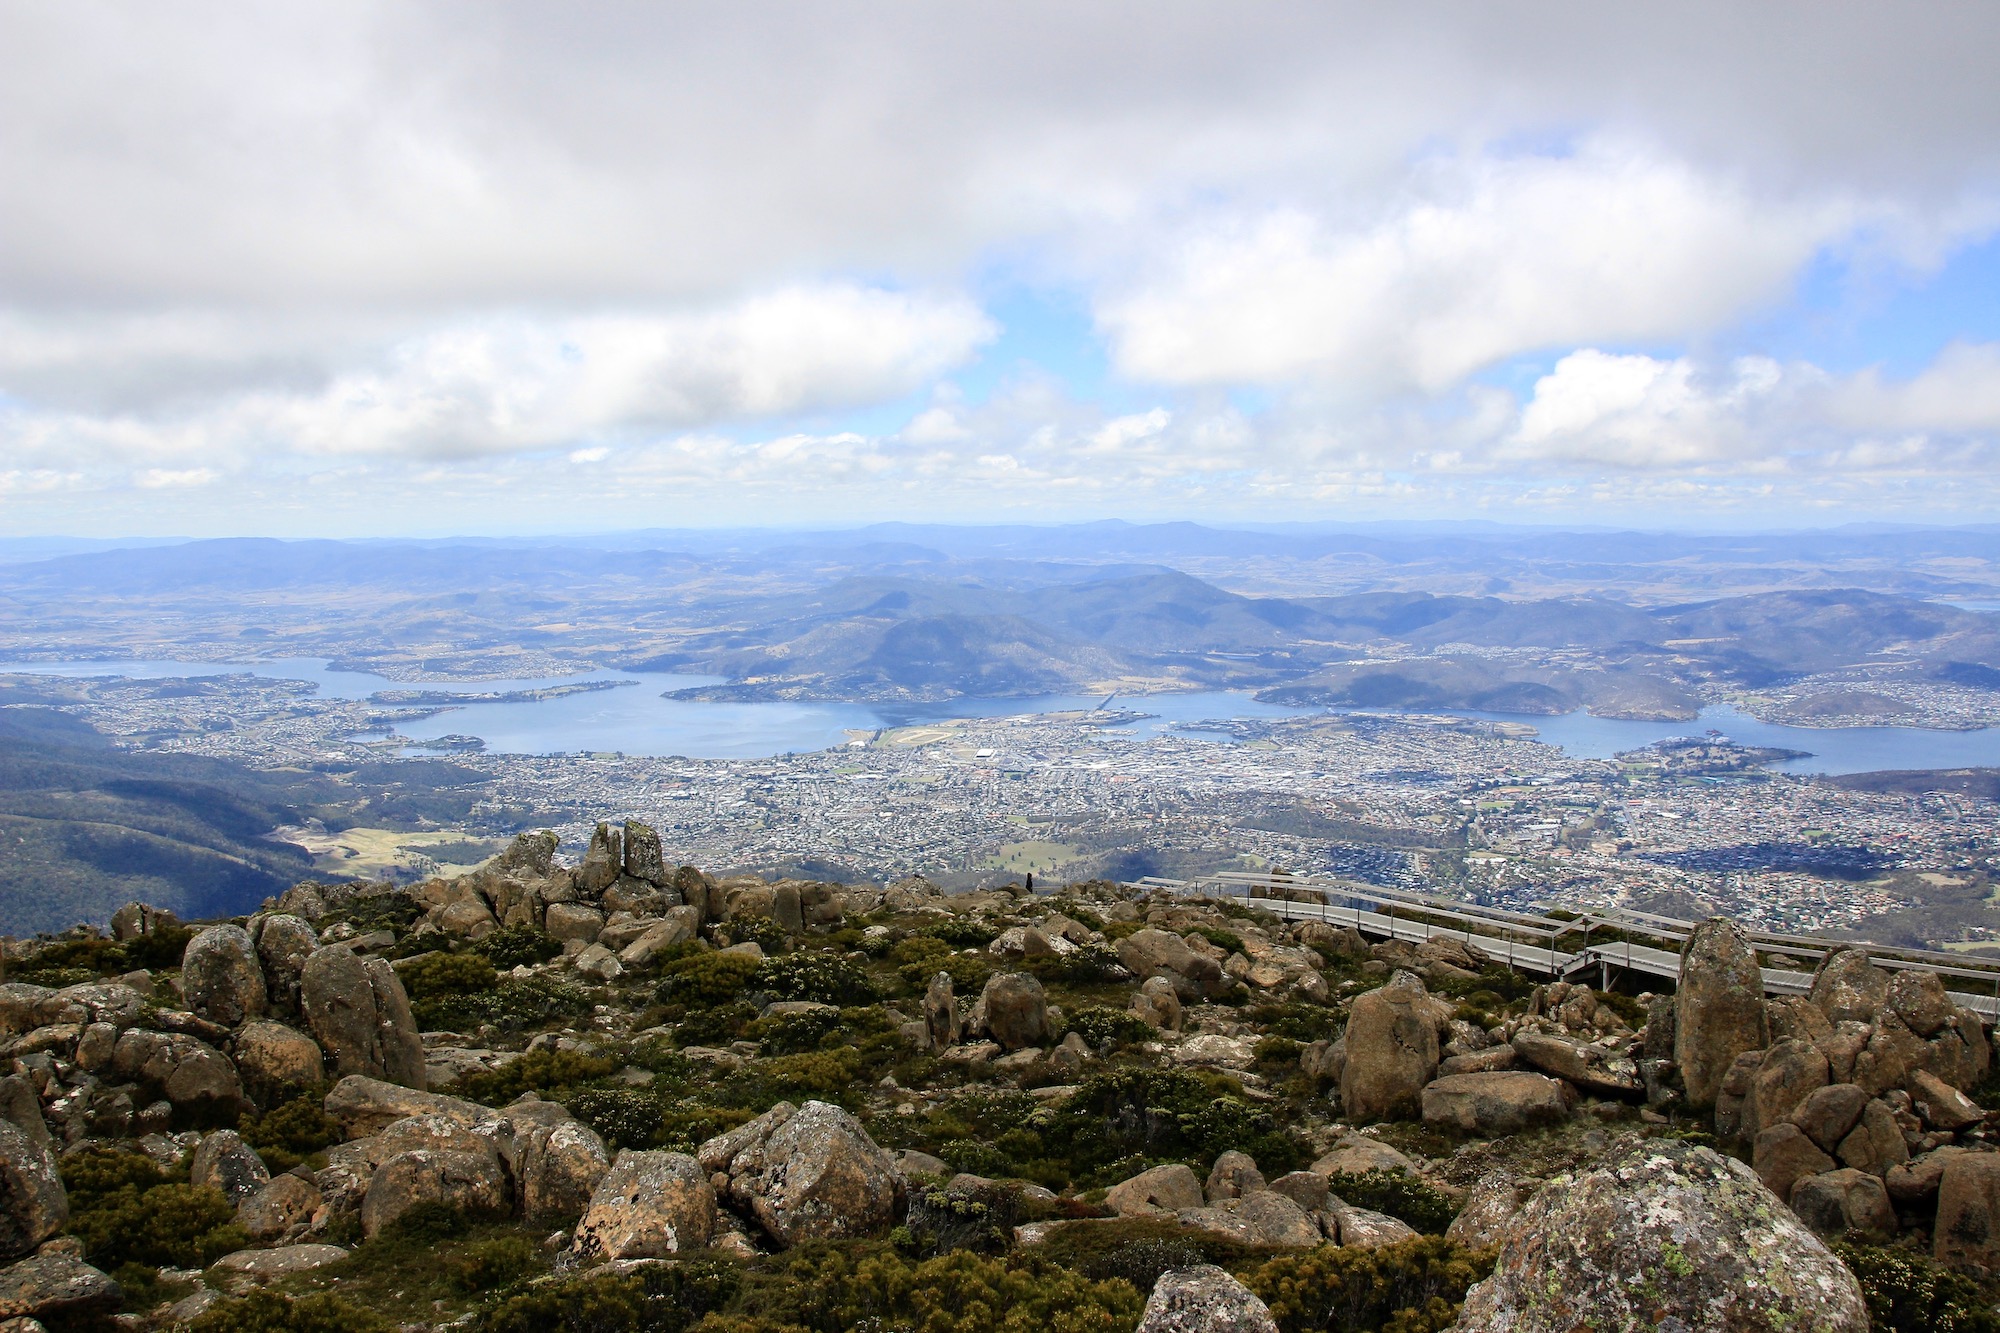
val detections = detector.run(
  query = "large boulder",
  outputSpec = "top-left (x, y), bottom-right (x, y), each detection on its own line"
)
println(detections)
top-left (517, 1120), bottom-right (611, 1225)
top-left (573, 1150), bottom-right (714, 1259)
top-left (1135, 1265), bottom-right (1278, 1333)
top-left (923, 973), bottom-right (959, 1049)
top-left (232, 1021), bottom-right (325, 1097)
top-left (1421, 1071), bottom-right (1575, 1134)
top-left (0, 1250), bottom-right (120, 1321)
top-left (301, 947), bottom-right (426, 1090)
top-left (1118, 930), bottom-right (1228, 1001)
top-left (1510, 1030), bottom-right (1642, 1096)
top-left (1339, 972), bottom-right (1441, 1122)
top-left (1454, 1141), bottom-right (1867, 1332)
top-left (1674, 917), bottom-right (1770, 1110)
top-left (322, 1076), bottom-right (489, 1138)
top-left (1741, 1039), bottom-right (1829, 1143)
top-left (1809, 948), bottom-right (1890, 1026)
top-left (977, 972), bottom-right (1051, 1050)
top-left (238, 1174), bottom-right (322, 1243)
top-left (181, 925), bottom-right (269, 1027)
top-left (1936, 1152), bottom-right (2000, 1270)
top-left (1786, 1082), bottom-right (1869, 1154)
top-left (191, 1130), bottom-right (271, 1205)
top-left (251, 915), bottom-right (319, 1017)
top-left (0, 1120), bottom-right (66, 1261)
top-left (1106, 1164), bottom-right (1206, 1217)
top-left (1751, 1124), bottom-right (1835, 1203)
top-left (702, 1101), bottom-right (900, 1246)
top-left (360, 1148), bottom-right (509, 1237)
top-left (622, 821), bottom-right (669, 886)
top-left (110, 1029), bottom-right (246, 1113)
top-left (1789, 1168), bottom-right (1897, 1242)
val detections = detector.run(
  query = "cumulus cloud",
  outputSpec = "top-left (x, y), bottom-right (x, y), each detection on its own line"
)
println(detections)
top-left (1096, 145), bottom-right (1853, 392)
top-left (0, 285), bottom-right (993, 466)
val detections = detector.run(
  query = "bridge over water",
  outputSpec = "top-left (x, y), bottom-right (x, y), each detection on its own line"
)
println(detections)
top-left (1130, 870), bottom-right (2000, 1019)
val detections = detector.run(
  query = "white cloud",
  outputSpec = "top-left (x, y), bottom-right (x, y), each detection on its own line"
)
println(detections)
top-left (1830, 342), bottom-right (2000, 434)
top-left (135, 468), bottom-right (218, 489)
top-left (0, 284), bottom-right (994, 466)
top-left (1507, 350), bottom-right (1789, 467)
top-left (1096, 144), bottom-right (1852, 392)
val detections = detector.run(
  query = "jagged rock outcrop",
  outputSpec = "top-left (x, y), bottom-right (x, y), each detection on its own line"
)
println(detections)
top-left (975, 972), bottom-right (1051, 1050)
top-left (1454, 1141), bottom-right (1868, 1332)
top-left (1674, 917), bottom-right (1770, 1110)
top-left (250, 914), bottom-right (319, 1017)
top-left (191, 1129), bottom-right (271, 1205)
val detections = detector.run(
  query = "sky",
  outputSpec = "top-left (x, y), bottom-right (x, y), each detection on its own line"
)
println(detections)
top-left (4, 2), bottom-right (2000, 536)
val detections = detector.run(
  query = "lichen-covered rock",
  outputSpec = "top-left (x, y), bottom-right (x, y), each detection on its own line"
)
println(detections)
top-left (1935, 1151), bottom-right (2000, 1270)
top-left (622, 820), bottom-right (669, 886)
top-left (0, 1120), bottom-right (66, 1261)
top-left (1445, 1172), bottom-right (1536, 1250)
top-left (711, 1100), bottom-right (900, 1245)
top-left (1510, 1030), bottom-right (1641, 1096)
top-left (573, 1150), bottom-right (714, 1259)
top-left (359, 1148), bottom-right (509, 1237)
top-left (517, 1120), bottom-right (611, 1225)
top-left (237, 1173), bottom-right (321, 1243)
top-left (232, 1021), bottom-right (324, 1096)
top-left (251, 915), bottom-right (318, 1017)
top-left (1421, 1070), bottom-right (1574, 1134)
top-left (1453, 1140), bottom-right (1867, 1332)
top-left (301, 947), bottom-right (426, 1090)
top-left (1789, 1168), bottom-right (1896, 1241)
top-left (110, 1029), bottom-right (245, 1113)
top-left (1674, 917), bottom-right (1770, 1110)
top-left (977, 972), bottom-right (1051, 1050)
top-left (1135, 1264), bottom-right (1278, 1333)
top-left (1810, 947), bottom-right (1891, 1026)
top-left (1339, 971), bottom-right (1440, 1122)
top-left (923, 973), bottom-right (958, 1049)
top-left (1910, 1068), bottom-right (1984, 1131)
top-left (1176, 1191), bottom-right (1320, 1249)
top-left (1107, 1164), bottom-right (1206, 1217)
top-left (1741, 1038), bottom-right (1829, 1142)
top-left (1204, 1151), bottom-right (1264, 1203)
top-left (1835, 1099), bottom-right (1909, 1176)
top-left (181, 925), bottom-right (268, 1027)
top-left (0, 1251), bottom-right (119, 1320)
top-left (191, 1130), bottom-right (270, 1205)
top-left (1132, 975), bottom-right (1184, 1031)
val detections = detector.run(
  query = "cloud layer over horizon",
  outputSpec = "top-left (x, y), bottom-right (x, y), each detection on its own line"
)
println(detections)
top-left (3, 2), bottom-right (2000, 534)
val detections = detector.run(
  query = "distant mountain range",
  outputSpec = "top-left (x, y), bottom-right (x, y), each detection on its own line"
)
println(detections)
top-left (5, 524), bottom-right (2000, 713)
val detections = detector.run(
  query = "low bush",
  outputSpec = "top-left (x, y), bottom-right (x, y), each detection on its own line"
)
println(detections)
top-left (418, 974), bottom-right (593, 1034)
top-left (720, 1047), bottom-right (861, 1107)
top-left (1247, 1235), bottom-right (1496, 1333)
top-left (1833, 1241), bottom-right (2000, 1333)
top-left (480, 1257), bottom-right (740, 1333)
top-left (1021, 943), bottom-right (1127, 986)
top-left (62, 1146), bottom-right (245, 1268)
top-left (1063, 1006), bottom-right (1155, 1052)
top-left (238, 1096), bottom-right (339, 1172)
top-left (474, 925), bottom-right (563, 969)
top-left (188, 1292), bottom-right (392, 1333)
top-left (916, 917), bottom-right (1000, 948)
top-left (1244, 1001), bottom-right (1342, 1044)
top-left (672, 998), bottom-right (758, 1048)
top-left (1189, 926), bottom-right (1246, 956)
top-left (399, 950), bottom-right (498, 1001)
top-left (898, 1185), bottom-right (1014, 1257)
top-left (448, 1234), bottom-right (543, 1294)
top-left (1036, 1068), bottom-right (1308, 1187)
top-left (448, 1049), bottom-right (618, 1105)
top-left (567, 1087), bottom-right (668, 1150)
top-left (753, 951), bottom-right (876, 1006)
top-left (657, 952), bottom-right (764, 1006)
top-left (894, 935), bottom-right (992, 995)
top-left (1320, 1171), bottom-right (1458, 1235)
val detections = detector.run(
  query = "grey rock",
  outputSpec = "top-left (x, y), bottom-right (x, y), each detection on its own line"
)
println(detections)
top-left (301, 947), bottom-right (427, 1089)
top-left (181, 925), bottom-right (268, 1027)
top-left (1809, 948), bottom-right (1891, 1027)
top-left (1789, 1168), bottom-right (1897, 1241)
top-left (0, 1121), bottom-right (65, 1261)
top-left (1454, 1141), bottom-right (1867, 1333)
top-left (1135, 1265), bottom-right (1278, 1333)
top-left (1340, 971), bottom-right (1442, 1121)
top-left (0, 1252), bottom-right (119, 1319)
top-left (1422, 1070), bottom-right (1575, 1134)
top-left (573, 1150), bottom-right (715, 1259)
top-left (1107, 1164), bottom-right (1206, 1216)
top-left (251, 915), bottom-right (318, 1017)
top-left (191, 1130), bottom-right (271, 1205)
top-left (1674, 917), bottom-right (1770, 1110)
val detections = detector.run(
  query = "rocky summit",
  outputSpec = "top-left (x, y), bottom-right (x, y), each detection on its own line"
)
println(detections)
top-left (0, 822), bottom-right (1997, 1333)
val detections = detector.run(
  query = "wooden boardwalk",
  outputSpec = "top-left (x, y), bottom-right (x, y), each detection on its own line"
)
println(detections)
top-left (1133, 870), bottom-right (2000, 1019)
